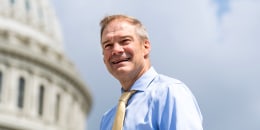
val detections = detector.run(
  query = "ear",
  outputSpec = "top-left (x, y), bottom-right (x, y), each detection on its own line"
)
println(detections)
top-left (143, 39), bottom-right (151, 58)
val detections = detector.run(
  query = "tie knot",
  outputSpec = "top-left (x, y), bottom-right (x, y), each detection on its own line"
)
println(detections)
top-left (119, 90), bottom-right (136, 104)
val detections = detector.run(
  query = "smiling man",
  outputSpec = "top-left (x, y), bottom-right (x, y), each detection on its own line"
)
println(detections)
top-left (99, 14), bottom-right (203, 130)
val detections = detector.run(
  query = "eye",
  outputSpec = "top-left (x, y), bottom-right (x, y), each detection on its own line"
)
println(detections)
top-left (121, 39), bottom-right (131, 45)
top-left (103, 43), bottom-right (113, 49)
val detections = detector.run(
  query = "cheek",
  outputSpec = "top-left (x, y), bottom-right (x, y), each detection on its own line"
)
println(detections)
top-left (124, 46), bottom-right (135, 54)
top-left (103, 53), bottom-right (110, 63)
top-left (103, 57), bottom-right (110, 69)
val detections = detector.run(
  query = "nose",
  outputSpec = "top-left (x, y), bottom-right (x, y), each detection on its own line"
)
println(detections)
top-left (112, 43), bottom-right (123, 55)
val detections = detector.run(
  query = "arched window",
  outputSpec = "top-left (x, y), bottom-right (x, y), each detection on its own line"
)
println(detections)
top-left (38, 85), bottom-right (44, 116)
top-left (55, 94), bottom-right (60, 121)
top-left (10, 0), bottom-right (15, 5)
top-left (0, 71), bottom-right (2, 102)
top-left (17, 77), bottom-right (25, 109)
top-left (25, 0), bottom-right (30, 12)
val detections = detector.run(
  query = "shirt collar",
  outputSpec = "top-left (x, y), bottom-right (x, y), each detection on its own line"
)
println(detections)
top-left (121, 67), bottom-right (158, 93)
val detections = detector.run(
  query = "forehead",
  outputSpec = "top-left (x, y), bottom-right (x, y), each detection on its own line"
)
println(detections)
top-left (102, 21), bottom-right (135, 39)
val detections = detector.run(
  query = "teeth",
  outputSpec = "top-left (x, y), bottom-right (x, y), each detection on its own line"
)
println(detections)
top-left (112, 58), bottom-right (129, 64)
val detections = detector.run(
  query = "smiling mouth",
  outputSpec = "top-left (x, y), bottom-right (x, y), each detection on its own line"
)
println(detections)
top-left (111, 58), bottom-right (130, 64)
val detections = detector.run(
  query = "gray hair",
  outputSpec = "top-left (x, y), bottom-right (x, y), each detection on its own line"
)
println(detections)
top-left (100, 14), bottom-right (149, 41)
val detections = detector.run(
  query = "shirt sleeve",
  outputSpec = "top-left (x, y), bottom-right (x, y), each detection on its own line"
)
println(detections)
top-left (158, 83), bottom-right (203, 130)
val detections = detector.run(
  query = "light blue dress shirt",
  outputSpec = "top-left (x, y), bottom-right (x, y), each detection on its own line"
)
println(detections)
top-left (100, 67), bottom-right (203, 130)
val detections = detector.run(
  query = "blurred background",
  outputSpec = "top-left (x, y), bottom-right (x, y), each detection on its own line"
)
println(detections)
top-left (0, 0), bottom-right (91, 129)
top-left (52, 0), bottom-right (260, 130)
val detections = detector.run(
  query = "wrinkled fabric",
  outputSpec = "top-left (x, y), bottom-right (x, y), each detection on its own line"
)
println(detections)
top-left (100, 67), bottom-right (203, 130)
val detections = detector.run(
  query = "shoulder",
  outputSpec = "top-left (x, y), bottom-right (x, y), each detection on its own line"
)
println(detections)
top-left (151, 75), bottom-right (203, 129)
top-left (153, 74), bottom-right (190, 93)
top-left (149, 74), bottom-right (196, 102)
top-left (157, 74), bottom-right (183, 85)
top-left (100, 106), bottom-right (116, 129)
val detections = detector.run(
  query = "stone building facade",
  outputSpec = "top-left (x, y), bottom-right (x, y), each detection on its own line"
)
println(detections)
top-left (0, 0), bottom-right (92, 130)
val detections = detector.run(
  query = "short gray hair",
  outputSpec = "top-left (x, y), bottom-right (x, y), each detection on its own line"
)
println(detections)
top-left (100, 14), bottom-right (149, 41)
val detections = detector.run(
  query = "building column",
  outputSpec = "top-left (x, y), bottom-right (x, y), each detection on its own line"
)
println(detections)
top-left (43, 82), bottom-right (55, 123)
top-left (23, 71), bottom-right (34, 117)
top-left (60, 91), bottom-right (72, 130)
top-left (0, 0), bottom-right (9, 16)
top-left (4, 65), bottom-right (18, 112)
top-left (0, 64), bottom-right (7, 107)
top-left (29, 0), bottom-right (39, 27)
top-left (29, 74), bottom-right (40, 118)
top-left (15, 0), bottom-right (26, 22)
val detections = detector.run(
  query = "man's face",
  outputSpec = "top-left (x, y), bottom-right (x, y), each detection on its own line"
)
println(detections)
top-left (101, 20), bottom-right (150, 81)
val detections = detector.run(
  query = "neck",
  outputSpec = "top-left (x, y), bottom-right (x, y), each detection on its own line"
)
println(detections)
top-left (120, 64), bottom-right (151, 91)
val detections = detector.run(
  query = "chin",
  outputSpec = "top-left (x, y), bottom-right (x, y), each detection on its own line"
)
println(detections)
top-left (112, 67), bottom-right (132, 76)
top-left (115, 67), bottom-right (130, 73)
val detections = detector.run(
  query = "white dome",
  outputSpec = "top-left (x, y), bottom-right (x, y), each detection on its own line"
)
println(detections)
top-left (0, 0), bottom-right (64, 52)
top-left (0, 0), bottom-right (92, 130)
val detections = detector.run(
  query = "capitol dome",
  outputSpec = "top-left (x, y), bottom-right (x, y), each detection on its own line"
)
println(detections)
top-left (0, 0), bottom-right (92, 130)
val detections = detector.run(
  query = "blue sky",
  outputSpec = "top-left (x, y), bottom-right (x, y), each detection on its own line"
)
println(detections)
top-left (52, 0), bottom-right (260, 130)
top-left (214, 0), bottom-right (230, 18)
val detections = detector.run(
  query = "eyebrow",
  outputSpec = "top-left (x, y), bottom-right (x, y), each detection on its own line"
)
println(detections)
top-left (120, 36), bottom-right (132, 39)
top-left (101, 40), bottom-right (109, 45)
top-left (101, 35), bottom-right (133, 45)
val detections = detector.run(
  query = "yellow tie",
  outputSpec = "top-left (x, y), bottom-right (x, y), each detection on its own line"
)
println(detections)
top-left (112, 90), bottom-right (136, 130)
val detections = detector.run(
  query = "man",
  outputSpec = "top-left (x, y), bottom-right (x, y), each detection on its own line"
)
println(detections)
top-left (100, 14), bottom-right (203, 130)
